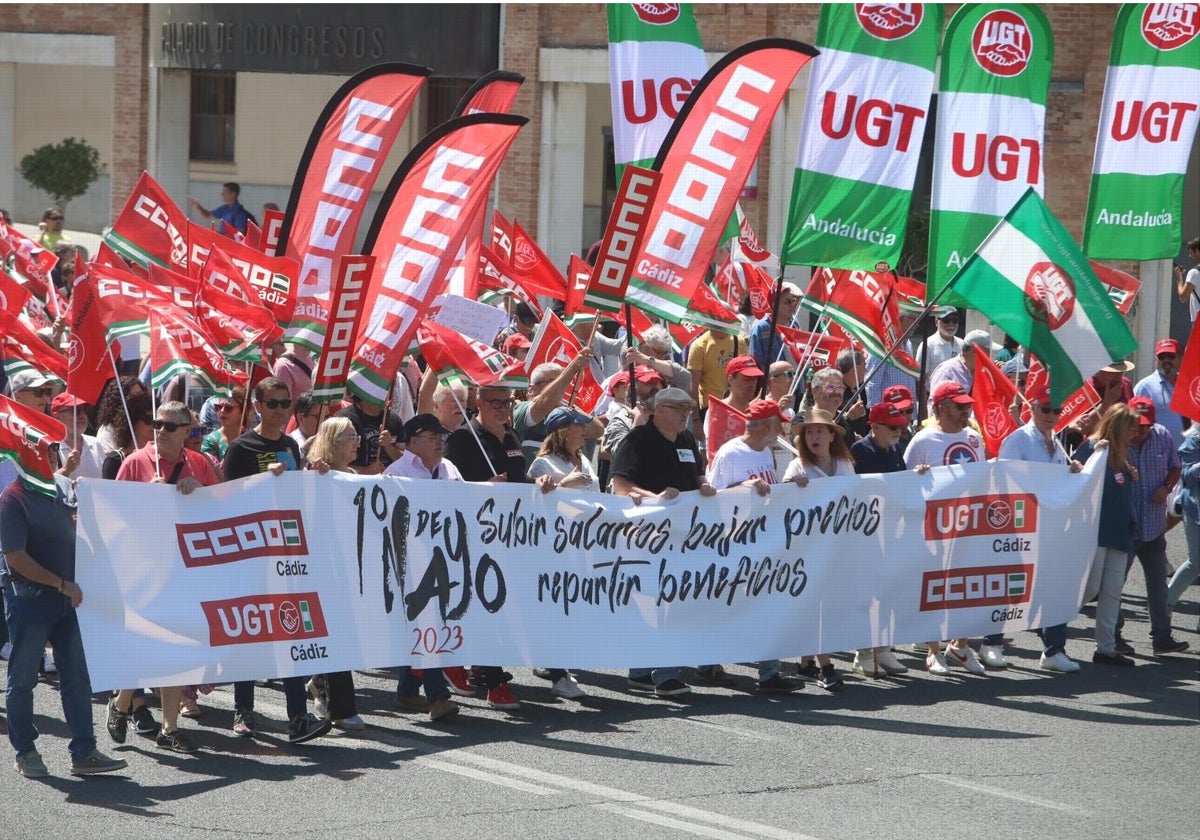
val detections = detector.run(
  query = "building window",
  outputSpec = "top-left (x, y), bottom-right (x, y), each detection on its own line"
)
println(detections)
top-left (190, 71), bottom-right (236, 162)
top-left (424, 77), bottom-right (475, 134)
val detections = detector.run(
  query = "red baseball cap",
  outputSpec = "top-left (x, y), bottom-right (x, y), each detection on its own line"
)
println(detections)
top-left (1129, 395), bottom-right (1156, 426)
top-left (50, 392), bottom-right (88, 414)
top-left (1155, 338), bottom-right (1180, 357)
top-left (634, 364), bottom-right (663, 383)
top-left (605, 370), bottom-right (631, 394)
top-left (502, 333), bottom-right (532, 354)
top-left (726, 354), bottom-right (765, 378)
top-left (882, 384), bottom-right (914, 410)
top-left (1025, 383), bottom-right (1053, 405)
top-left (869, 402), bottom-right (909, 427)
top-left (746, 399), bottom-right (783, 422)
top-left (932, 381), bottom-right (974, 405)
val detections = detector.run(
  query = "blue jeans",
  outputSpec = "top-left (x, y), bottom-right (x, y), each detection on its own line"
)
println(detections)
top-left (1039, 624), bottom-right (1068, 657)
top-left (1168, 518), bottom-right (1200, 606)
top-left (395, 666), bottom-right (449, 702)
top-left (233, 677), bottom-right (310, 720)
top-left (4, 579), bottom-right (96, 759)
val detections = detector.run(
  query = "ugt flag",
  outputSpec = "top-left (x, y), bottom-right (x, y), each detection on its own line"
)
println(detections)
top-left (782, 3), bottom-right (942, 271)
top-left (947, 188), bottom-right (1137, 407)
top-left (1082, 3), bottom-right (1200, 259)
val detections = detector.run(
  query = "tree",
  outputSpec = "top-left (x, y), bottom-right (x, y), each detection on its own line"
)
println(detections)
top-left (19, 137), bottom-right (106, 210)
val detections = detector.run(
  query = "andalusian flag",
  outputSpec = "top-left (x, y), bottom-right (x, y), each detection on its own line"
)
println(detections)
top-left (947, 188), bottom-right (1138, 407)
top-left (1083, 3), bottom-right (1200, 259)
top-left (782, 4), bottom-right (942, 271)
top-left (928, 5), bottom-right (1053, 303)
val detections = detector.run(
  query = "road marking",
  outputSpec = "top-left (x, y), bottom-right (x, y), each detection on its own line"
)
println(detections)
top-left (415, 757), bottom-right (557, 795)
top-left (594, 802), bottom-right (769, 840)
top-left (922, 774), bottom-right (1089, 814)
top-left (678, 717), bottom-right (777, 742)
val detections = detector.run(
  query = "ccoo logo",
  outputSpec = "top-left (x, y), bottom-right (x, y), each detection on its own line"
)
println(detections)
top-left (1141, 3), bottom-right (1199, 50)
top-left (856, 4), bottom-right (923, 40)
top-left (633, 3), bottom-right (681, 25)
top-left (972, 10), bottom-right (1032, 77)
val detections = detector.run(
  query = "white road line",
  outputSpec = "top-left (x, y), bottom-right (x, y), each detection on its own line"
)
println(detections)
top-left (593, 802), bottom-right (768, 840)
top-left (415, 757), bottom-right (557, 795)
top-left (678, 717), bottom-right (777, 742)
top-left (922, 774), bottom-right (1089, 814)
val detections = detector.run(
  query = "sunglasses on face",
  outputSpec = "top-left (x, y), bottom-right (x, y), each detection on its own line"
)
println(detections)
top-left (1158, 354), bottom-right (1177, 361)
top-left (338, 433), bottom-right (361, 444)
top-left (26, 387), bottom-right (53, 398)
top-left (259, 398), bottom-right (292, 410)
top-left (216, 402), bottom-right (237, 412)
top-left (188, 427), bottom-right (204, 439)
top-left (1038, 405), bottom-right (1063, 415)
top-left (483, 397), bottom-right (515, 409)
top-left (48, 215), bottom-right (63, 222)
top-left (771, 370), bottom-right (795, 379)
top-left (152, 419), bottom-right (187, 432)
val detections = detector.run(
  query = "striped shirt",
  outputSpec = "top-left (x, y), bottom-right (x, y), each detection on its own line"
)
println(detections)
top-left (1129, 423), bottom-right (1181, 542)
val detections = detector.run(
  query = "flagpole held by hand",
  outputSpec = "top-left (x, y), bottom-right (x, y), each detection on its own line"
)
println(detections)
top-left (446, 382), bottom-right (500, 479)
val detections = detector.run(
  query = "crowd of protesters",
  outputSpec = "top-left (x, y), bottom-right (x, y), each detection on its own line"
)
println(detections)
top-left (2, 283), bottom-right (1197, 778)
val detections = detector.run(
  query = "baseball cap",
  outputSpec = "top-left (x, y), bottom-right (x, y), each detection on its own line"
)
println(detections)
top-left (50, 392), bottom-right (88, 414)
top-left (1155, 338), bottom-right (1180, 357)
top-left (605, 370), bottom-right (631, 394)
top-left (7, 369), bottom-right (52, 394)
top-left (1129, 395), bottom-right (1156, 426)
top-left (932, 381), bottom-right (974, 405)
top-left (869, 402), bottom-right (909, 427)
top-left (933, 307), bottom-right (958, 320)
top-left (634, 364), bottom-right (663, 383)
top-left (726, 355), bottom-right (765, 378)
top-left (544, 406), bottom-right (593, 432)
top-left (403, 413), bottom-right (451, 442)
top-left (882, 384), bottom-right (914, 410)
top-left (963, 329), bottom-right (997, 351)
top-left (502, 333), bottom-right (532, 354)
top-left (746, 399), bottom-right (783, 422)
top-left (651, 387), bottom-right (696, 409)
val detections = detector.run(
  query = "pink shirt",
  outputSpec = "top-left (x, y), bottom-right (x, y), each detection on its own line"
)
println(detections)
top-left (115, 443), bottom-right (221, 487)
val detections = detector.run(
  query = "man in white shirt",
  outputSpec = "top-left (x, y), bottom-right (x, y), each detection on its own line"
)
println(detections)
top-left (384, 414), bottom-right (462, 482)
top-left (1174, 236), bottom-right (1200, 323)
top-left (915, 308), bottom-right (963, 375)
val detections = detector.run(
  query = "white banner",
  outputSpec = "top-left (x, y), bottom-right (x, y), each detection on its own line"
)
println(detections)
top-left (75, 457), bottom-right (1105, 691)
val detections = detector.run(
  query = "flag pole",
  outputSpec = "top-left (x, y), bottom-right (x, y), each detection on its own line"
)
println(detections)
top-left (446, 381), bottom-right (500, 478)
top-left (566, 311), bottom-right (602, 408)
top-left (624, 302), bottom-right (638, 410)
top-left (758, 263), bottom-right (787, 398)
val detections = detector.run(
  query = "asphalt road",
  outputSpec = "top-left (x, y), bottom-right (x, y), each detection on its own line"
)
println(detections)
top-left (2, 529), bottom-right (1197, 840)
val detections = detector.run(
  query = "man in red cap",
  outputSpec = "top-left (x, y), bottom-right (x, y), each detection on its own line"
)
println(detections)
top-left (598, 365), bottom-right (663, 491)
top-left (905, 382), bottom-right (988, 676)
top-left (698, 398), bottom-right (803, 694)
top-left (49, 393), bottom-right (105, 481)
top-left (1134, 338), bottom-right (1186, 446)
top-left (1126, 396), bottom-right (1188, 655)
top-left (882, 384), bottom-right (916, 448)
top-left (501, 333), bottom-right (532, 363)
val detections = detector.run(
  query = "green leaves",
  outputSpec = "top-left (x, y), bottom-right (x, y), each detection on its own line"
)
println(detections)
top-left (19, 137), bottom-right (106, 208)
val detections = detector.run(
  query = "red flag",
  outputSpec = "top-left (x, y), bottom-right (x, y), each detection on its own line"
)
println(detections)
top-left (261, 208), bottom-right (284, 256)
top-left (971, 350), bottom-right (1020, 457)
top-left (192, 256), bottom-right (282, 360)
top-left (525, 311), bottom-right (604, 413)
top-left (348, 114), bottom-right (527, 406)
top-left (668, 322), bottom-right (705, 353)
top-left (312, 256), bottom-right (373, 403)
top-left (453, 70), bottom-right (524, 117)
top-left (0, 221), bottom-right (58, 295)
top-left (628, 40), bottom-right (816, 322)
top-left (584, 165), bottom-right (661, 312)
top-left (508, 219), bottom-right (567, 299)
top-left (276, 64), bottom-right (430, 351)
top-left (714, 258), bottom-right (775, 318)
top-left (102, 171), bottom-right (190, 272)
top-left (1022, 355), bottom-right (1101, 432)
top-left (805, 267), bottom-right (917, 376)
top-left (0, 394), bottom-right (66, 495)
top-left (776, 325), bottom-right (849, 370)
top-left (0, 268), bottom-right (34, 318)
top-left (66, 259), bottom-right (120, 404)
top-left (1172, 317), bottom-right (1200, 421)
top-left (704, 396), bottom-right (747, 463)
top-left (419, 320), bottom-right (521, 388)
top-left (477, 244), bottom-right (544, 317)
top-left (687, 279), bottom-right (742, 333)
top-left (188, 223), bottom-right (298, 328)
top-left (0, 307), bottom-right (69, 384)
top-left (1090, 261), bottom-right (1140, 316)
top-left (148, 308), bottom-right (248, 395)
top-left (243, 217), bottom-right (262, 251)
top-left (564, 254), bottom-right (592, 320)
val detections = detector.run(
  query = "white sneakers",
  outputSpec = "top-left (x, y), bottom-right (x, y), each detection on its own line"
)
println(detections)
top-left (945, 645), bottom-right (986, 675)
top-left (42, 650), bottom-right (57, 675)
top-left (926, 652), bottom-right (952, 676)
top-left (551, 675), bottom-right (586, 699)
top-left (979, 645), bottom-right (1009, 669)
top-left (853, 649), bottom-right (883, 678)
top-left (333, 714), bottom-right (365, 731)
top-left (0, 641), bottom-right (12, 661)
top-left (877, 648), bottom-right (909, 675)
top-left (1039, 651), bottom-right (1081, 673)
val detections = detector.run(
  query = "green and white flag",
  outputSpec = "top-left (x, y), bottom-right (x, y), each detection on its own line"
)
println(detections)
top-left (1083, 3), bottom-right (1200, 259)
top-left (607, 4), bottom-right (706, 174)
top-left (928, 5), bottom-right (1053, 304)
top-left (948, 188), bottom-right (1138, 407)
top-left (782, 4), bottom-right (942, 271)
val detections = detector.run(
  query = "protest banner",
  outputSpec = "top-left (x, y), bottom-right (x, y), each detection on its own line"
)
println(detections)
top-left (75, 457), bottom-right (1104, 691)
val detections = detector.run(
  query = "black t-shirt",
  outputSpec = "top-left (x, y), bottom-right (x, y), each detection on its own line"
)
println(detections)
top-left (444, 418), bottom-right (526, 483)
top-left (610, 422), bottom-right (703, 494)
top-left (336, 403), bottom-right (405, 468)
top-left (223, 429), bottom-right (303, 481)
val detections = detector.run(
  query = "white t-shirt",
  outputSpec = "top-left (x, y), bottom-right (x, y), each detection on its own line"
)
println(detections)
top-left (383, 449), bottom-right (463, 481)
top-left (782, 457), bottom-right (856, 482)
top-left (58, 434), bottom-right (108, 481)
top-left (916, 333), bottom-right (963, 373)
top-left (1184, 267), bottom-right (1200, 323)
top-left (904, 425), bottom-right (985, 468)
top-left (706, 437), bottom-right (777, 488)
top-left (527, 452), bottom-right (598, 492)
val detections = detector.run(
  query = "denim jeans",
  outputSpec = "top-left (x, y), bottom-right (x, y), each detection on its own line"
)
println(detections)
top-left (4, 579), bottom-right (96, 759)
top-left (395, 666), bottom-right (450, 702)
top-left (1131, 536), bottom-right (1173, 644)
top-left (1168, 518), bottom-right (1200, 606)
top-left (629, 667), bottom-right (681, 685)
top-left (1040, 624), bottom-right (1068, 657)
top-left (233, 676), bottom-right (310, 720)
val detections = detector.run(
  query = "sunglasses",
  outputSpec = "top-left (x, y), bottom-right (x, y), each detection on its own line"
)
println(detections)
top-left (259, 398), bottom-right (292, 409)
top-left (48, 215), bottom-right (63, 222)
top-left (1038, 405), bottom-right (1063, 415)
top-left (216, 401), bottom-right (237, 412)
top-left (483, 397), bottom-right (515, 409)
top-left (1158, 354), bottom-right (1177, 361)
top-left (152, 419), bottom-right (187, 432)
top-left (27, 387), bottom-right (54, 397)
top-left (771, 370), bottom-right (795, 379)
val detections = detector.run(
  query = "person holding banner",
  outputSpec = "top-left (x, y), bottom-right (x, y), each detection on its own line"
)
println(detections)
top-left (904, 382), bottom-right (988, 676)
top-left (444, 384), bottom-right (526, 710)
top-left (611, 387), bottom-right (716, 697)
top-left (782, 409), bottom-right (852, 690)
top-left (997, 384), bottom-right (1085, 673)
top-left (1074, 405), bottom-right (1141, 667)
top-left (222, 377), bottom-right (333, 742)
top-left (703, 399), bottom-right (803, 695)
top-left (2, 472), bottom-right (128, 778)
top-left (110, 401), bottom-right (220, 753)
top-left (335, 392), bottom-right (404, 476)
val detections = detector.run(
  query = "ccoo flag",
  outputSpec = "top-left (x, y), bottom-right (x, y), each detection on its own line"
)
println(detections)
top-left (782, 3), bottom-right (942, 271)
top-left (947, 188), bottom-right (1137, 407)
top-left (1083, 3), bottom-right (1200, 259)
top-left (928, 4), bottom-right (1053, 304)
